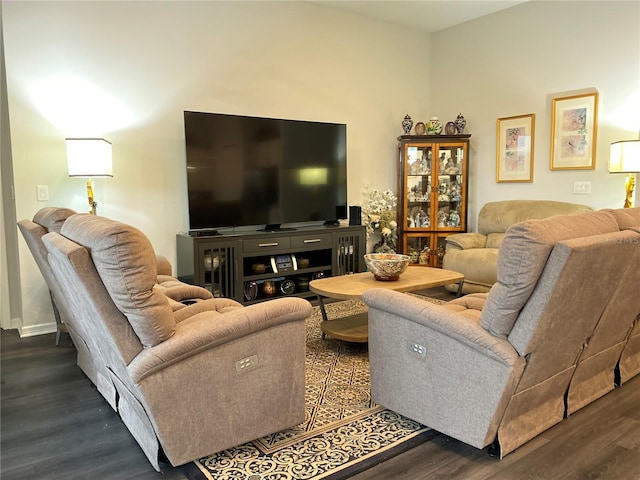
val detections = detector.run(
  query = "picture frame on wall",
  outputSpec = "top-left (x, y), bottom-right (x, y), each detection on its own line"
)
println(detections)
top-left (496, 113), bottom-right (535, 183)
top-left (550, 91), bottom-right (598, 170)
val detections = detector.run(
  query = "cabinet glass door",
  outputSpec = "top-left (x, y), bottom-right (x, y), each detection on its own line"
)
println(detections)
top-left (434, 144), bottom-right (465, 231)
top-left (404, 234), bottom-right (448, 267)
top-left (404, 234), bottom-right (432, 265)
top-left (406, 145), bottom-right (433, 230)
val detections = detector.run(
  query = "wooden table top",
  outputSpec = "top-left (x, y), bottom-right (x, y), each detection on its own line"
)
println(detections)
top-left (309, 266), bottom-right (464, 300)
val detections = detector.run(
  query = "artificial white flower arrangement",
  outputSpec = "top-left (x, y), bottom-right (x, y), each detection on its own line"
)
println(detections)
top-left (361, 185), bottom-right (398, 252)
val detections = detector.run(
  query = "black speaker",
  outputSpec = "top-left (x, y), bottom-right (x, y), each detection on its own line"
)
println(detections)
top-left (349, 206), bottom-right (362, 225)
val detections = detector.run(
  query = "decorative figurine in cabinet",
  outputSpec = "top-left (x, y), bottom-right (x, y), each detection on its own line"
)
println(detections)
top-left (397, 134), bottom-right (470, 267)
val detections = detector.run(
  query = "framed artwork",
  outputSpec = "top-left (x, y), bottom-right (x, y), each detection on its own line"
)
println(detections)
top-left (550, 91), bottom-right (598, 170)
top-left (496, 114), bottom-right (535, 182)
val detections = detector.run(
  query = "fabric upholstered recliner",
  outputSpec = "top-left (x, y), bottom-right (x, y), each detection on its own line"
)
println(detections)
top-left (443, 200), bottom-right (593, 294)
top-left (42, 213), bottom-right (311, 469)
top-left (605, 208), bottom-right (640, 385)
top-left (18, 207), bottom-right (121, 407)
top-left (363, 207), bottom-right (640, 457)
top-left (18, 207), bottom-right (214, 410)
top-left (18, 207), bottom-right (77, 346)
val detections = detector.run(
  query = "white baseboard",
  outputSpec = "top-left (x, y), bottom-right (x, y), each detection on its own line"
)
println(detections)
top-left (20, 322), bottom-right (57, 338)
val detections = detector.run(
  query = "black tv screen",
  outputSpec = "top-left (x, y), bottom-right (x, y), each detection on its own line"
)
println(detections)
top-left (184, 111), bottom-right (347, 232)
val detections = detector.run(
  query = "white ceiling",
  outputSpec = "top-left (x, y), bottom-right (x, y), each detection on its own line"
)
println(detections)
top-left (313, 0), bottom-right (529, 33)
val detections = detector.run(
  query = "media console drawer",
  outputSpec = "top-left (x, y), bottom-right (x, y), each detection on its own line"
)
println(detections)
top-left (290, 233), bottom-right (333, 249)
top-left (243, 237), bottom-right (291, 253)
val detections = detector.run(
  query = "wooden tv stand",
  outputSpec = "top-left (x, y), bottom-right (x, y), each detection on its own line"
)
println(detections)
top-left (176, 225), bottom-right (366, 305)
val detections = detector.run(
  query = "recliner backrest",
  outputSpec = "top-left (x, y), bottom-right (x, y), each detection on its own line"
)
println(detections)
top-left (33, 207), bottom-right (76, 234)
top-left (507, 229), bottom-right (638, 391)
top-left (60, 214), bottom-right (176, 348)
top-left (17, 207), bottom-right (77, 329)
top-left (43, 230), bottom-right (143, 380)
top-left (606, 206), bottom-right (640, 230)
top-left (479, 210), bottom-right (619, 339)
top-left (573, 230), bottom-right (640, 363)
top-left (477, 200), bottom-right (593, 235)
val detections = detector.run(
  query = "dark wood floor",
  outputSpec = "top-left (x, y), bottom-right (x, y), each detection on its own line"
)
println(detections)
top-left (2, 289), bottom-right (639, 479)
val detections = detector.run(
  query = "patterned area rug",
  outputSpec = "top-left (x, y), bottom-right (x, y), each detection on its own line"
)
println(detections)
top-left (183, 297), bottom-right (443, 480)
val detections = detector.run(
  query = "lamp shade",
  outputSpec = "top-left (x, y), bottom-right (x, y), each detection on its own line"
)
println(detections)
top-left (66, 138), bottom-right (113, 177)
top-left (609, 140), bottom-right (640, 173)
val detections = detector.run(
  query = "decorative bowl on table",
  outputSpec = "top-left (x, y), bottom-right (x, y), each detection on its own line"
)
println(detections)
top-left (364, 253), bottom-right (411, 281)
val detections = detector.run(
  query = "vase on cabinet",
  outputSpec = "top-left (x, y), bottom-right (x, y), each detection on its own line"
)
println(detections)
top-left (427, 117), bottom-right (443, 135)
top-left (455, 113), bottom-right (467, 133)
top-left (402, 114), bottom-right (413, 135)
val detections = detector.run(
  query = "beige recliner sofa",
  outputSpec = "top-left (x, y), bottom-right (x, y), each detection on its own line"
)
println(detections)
top-left (38, 212), bottom-right (311, 469)
top-left (443, 200), bottom-right (593, 294)
top-left (363, 207), bottom-right (640, 457)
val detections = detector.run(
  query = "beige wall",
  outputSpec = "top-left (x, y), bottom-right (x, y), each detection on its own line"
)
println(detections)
top-left (429, 1), bottom-right (640, 224)
top-left (2, 1), bottom-right (430, 333)
top-left (3, 1), bottom-right (638, 335)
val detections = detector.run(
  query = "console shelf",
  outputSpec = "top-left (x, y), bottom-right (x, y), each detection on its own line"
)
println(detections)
top-left (176, 225), bottom-right (366, 305)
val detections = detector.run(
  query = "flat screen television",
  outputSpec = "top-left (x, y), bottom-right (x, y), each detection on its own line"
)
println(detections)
top-left (184, 111), bottom-right (347, 234)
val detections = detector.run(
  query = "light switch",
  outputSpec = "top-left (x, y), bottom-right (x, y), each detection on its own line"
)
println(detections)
top-left (36, 185), bottom-right (49, 202)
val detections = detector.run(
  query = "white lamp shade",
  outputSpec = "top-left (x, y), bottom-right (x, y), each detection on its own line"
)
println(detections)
top-left (66, 138), bottom-right (113, 177)
top-left (609, 140), bottom-right (640, 173)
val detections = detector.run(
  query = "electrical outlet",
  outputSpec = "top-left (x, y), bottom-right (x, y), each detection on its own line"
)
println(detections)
top-left (36, 185), bottom-right (49, 202)
top-left (573, 181), bottom-right (591, 194)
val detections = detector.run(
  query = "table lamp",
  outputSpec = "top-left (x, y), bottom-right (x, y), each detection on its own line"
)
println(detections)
top-left (609, 139), bottom-right (640, 208)
top-left (66, 138), bottom-right (113, 215)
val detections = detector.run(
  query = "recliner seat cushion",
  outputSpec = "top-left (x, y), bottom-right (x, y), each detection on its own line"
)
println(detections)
top-left (61, 214), bottom-right (175, 347)
top-left (480, 210), bottom-right (619, 339)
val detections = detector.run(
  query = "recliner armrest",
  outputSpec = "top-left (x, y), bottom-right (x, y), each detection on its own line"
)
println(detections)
top-left (362, 289), bottom-right (518, 365)
top-left (155, 276), bottom-right (214, 307)
top-left (445, 232), bottom-right (488, 251)
top-left (128, 297), bottom-right (311, 382)
top-left (172, 297), bottom-right (241, 321)
top-left (155, 255), bottom-right (172, 276)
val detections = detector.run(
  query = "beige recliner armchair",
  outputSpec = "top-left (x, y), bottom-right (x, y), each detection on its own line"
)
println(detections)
top-left (18, 207), bottom-right (77, 346)
top-left (18, 207), bottom-right (214, 410)
top-left (443, 200), bottom-right (593, 293)
top-left (18, 208), bottom-right (121, 407)
top-left (42, 213), bottom-right (311, 469)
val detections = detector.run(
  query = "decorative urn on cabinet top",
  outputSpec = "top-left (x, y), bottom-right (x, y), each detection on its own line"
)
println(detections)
top-left (402, 114), bottom-right (414, 135)
top-left (455, 113), bottom-right (467, 133)
top-left (426, 117), bottom-right (443, 135)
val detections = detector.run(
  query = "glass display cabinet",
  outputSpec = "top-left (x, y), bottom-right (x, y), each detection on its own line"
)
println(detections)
top-left (397, 134), bottom-right (471, 267)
